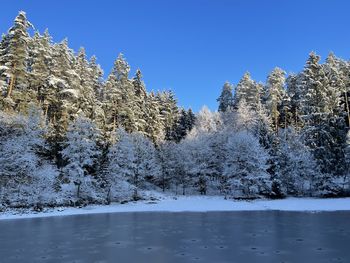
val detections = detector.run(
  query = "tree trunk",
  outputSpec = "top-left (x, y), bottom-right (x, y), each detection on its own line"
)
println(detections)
top-left (77, 183), bottom-right (81, 199)
top-left (44, 104), bottom-right (49, 120)
top-left (275, 118), bottom-right (278, 134)
top-left (6, 74), bottom-right (16, 98)
top-left (345, 90), bottom-right (350, 127)
top-left (106, 186), bottom-right (111, 204)
top-left (162, 176), bottom-right (165, 192)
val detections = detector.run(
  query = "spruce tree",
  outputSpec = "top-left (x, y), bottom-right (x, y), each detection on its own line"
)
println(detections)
top-left (234, 72), bottom-right (262, 108)
top-left (264, 67), bottom-right (286, 133)
top-left (132, 69), bottom-right (147, 134)
top-left (217, 81), bottom-right (234, 112)
top-left (0, 11), bottom-right (32, 109)
top-left (300, 52), bottom-right (345, 176)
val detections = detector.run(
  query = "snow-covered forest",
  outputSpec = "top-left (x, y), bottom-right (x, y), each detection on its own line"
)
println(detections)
top-left (1, 12), bottom-right (350, 209)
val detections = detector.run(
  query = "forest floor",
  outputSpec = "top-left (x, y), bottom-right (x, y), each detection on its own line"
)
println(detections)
top-left (1, 195), bottom-right (350, 220)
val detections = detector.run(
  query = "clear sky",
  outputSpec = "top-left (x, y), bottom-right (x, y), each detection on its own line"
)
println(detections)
top-left (1, 0), bottom-right (349, 111)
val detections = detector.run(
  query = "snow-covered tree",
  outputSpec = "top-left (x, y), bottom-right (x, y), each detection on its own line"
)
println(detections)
top-left (132, 132), bottom-right (161, 193)
top-left (276, 128), bottom-right (319, 196)
top-left (179, 135), bottom-right (209, 195)
top-left (223, 131), bottom-right (271, 197)
top-left (189, 106), bottom-right (221, 136)
top-left (156, 90), bottom-right (180, 141)
top-left (286, 73), bottom-right (303, 128)
top-left (171, 108), bottom-right (196, 142)
top-left (105, 128), bottom-right (135, 202)
top-left (0, 107), bottom-right (46, 179)
top-left (234, 72), bottom-right (262, 108)
top-left (156, 141), bottom-right (177, 192)
top-left (106, 128), bottom-right (160, 199)
top-left (264, 67), bottom-right (286, 132)
top-left (300, 52), bottom-right (346, 176)
top-left (0, 11), bottom-right (32, 103)
top-left (132, 69), bottom-right (147, 134)
top-left (0, 106), bottom-right (58, 206)
top-left (233, 99), bottom-right (257, 132)
top-left (144, 92), bottom-right (165, 143)
top-left (60, 115), bottom-right (102, 200)
top-left (217, 81), bottom-right (234, 112)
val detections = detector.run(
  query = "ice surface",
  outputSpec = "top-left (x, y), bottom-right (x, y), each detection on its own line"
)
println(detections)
top-left (1, 211), bottom-right (350, 263)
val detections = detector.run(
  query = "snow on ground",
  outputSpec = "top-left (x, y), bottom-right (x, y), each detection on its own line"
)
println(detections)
top-left (1, 196), bottom-right (350, 220)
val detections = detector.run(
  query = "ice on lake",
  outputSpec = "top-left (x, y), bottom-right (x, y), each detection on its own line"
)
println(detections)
top-left (1, 211), bottom-right (350, 263)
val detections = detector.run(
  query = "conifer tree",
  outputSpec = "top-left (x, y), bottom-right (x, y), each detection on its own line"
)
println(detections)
top-left (144, 92), bottom-right (165, 143)
top-left (345, 131), bottom-right (350, 183)
top-left (277, 128), bottom-right (319, 196)
top-left (234, 72), bottom-right (262, 108)
top-left (217, 81), bottom-right (234, 112)
top-left (172, 108), bottom-right (196, 142)
top-left (300, 52), bottom-right (345, 176)
top-left (132, 69), bottom-right (147, 134)
top-left (0, 11), bottom-right (32, 109)
top-left (286, 73), bottom-right (303, 128)
top-left (264, 67), bottom-right (286, 133)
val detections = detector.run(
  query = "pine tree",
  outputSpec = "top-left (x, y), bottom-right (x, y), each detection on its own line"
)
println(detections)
top-left (172, 108), bottom-right (196, 142)
top-left (324, 53), bottom-right (342, 116)
top-left (234, 72), bottom-right (262, 108)
top-left (300, 52), bottom-right (345, 176)
top-left (103, 54), bottom-right (137, 133)
top-left (286, 73), bottom-right (303, 128)
top-left (88, 55), bottom-right (105, 126)
top-left (26, 29), bottom-right (58, 119)
top-left (156, 90), bottom-right (180, 141)
top-left (300, 52), bottom-right (329, 117)
top-left (234, 99), bottom-right (257, 132)
top-left (132, 69), bottom-right (147, 134)
top-left (345, 131), bottom-right (350, 191)
top-left (0, 11), bottom-right (32, 109)
top-left (217, 81), bottom-right (234, 112)
top-left (144, 92), bottom-right (165, 143)
top-left (74, 47), bottom-right (97, 118)
top-left (277, 128), bottom-right (319, 196)
top-left (264, 67), bottom-right (286, 133)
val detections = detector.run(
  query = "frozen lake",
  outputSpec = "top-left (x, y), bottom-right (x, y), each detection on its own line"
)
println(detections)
top-left (1, 211), bottom-right (349, 263)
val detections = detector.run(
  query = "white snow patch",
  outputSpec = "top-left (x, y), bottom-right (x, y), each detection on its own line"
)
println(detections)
top-left (1, 196), bottom-right (350, 220)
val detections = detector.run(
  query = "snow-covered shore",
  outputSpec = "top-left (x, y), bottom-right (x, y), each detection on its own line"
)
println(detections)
top-left (1, 196), bottom-right (350, 220)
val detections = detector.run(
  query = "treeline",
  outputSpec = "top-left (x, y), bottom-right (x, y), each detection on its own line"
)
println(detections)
top-left (0, 12), bottom-right (195, 208)
top-left (0, 12), bottom-right (350, 209)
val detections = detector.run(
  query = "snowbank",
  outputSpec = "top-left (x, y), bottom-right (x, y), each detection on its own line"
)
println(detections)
top-left (1, 196), bottom-right (350, 220)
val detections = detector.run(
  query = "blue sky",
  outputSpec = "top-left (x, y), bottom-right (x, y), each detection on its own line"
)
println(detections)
top-left (1, 0), bottom-right (349, 111)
